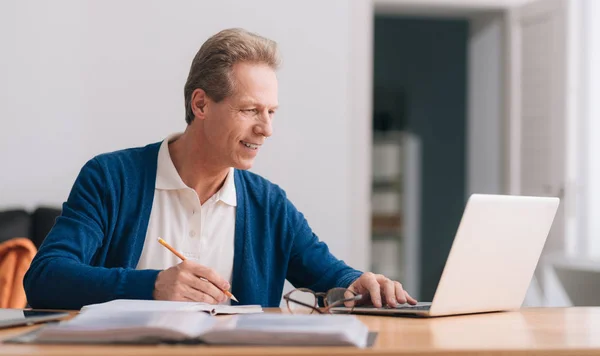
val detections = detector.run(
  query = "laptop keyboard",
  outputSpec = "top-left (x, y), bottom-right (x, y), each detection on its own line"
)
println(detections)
top-left (356, 304), bottom-right (431, 311)
top-left (388, 304), bottom-right (431, 311)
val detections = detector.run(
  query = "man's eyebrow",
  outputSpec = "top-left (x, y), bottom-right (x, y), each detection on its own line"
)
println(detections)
top-left (238, 98), bottom-right (259, 107)
top-left (239, 98), bottom-right (278, 109)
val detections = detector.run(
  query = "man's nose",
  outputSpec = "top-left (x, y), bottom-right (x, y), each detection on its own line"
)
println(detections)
top-left (254, 116), bottom-right (273, 138)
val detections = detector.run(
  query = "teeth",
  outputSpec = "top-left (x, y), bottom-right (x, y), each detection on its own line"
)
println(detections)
top-left (242, 141), bottom-right (259, 149)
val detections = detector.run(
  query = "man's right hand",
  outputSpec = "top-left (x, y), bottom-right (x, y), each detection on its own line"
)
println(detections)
top-left (153, 260), bottom-right (230, 304)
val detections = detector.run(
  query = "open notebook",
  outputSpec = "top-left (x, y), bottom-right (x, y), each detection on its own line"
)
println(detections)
top-left (81, 299), bottom-right (262, 316)
top-left (14, 311), bottom-right (370, 347)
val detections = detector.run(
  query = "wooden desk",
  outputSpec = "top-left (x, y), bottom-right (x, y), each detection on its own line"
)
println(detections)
top-left (1, 307), bottom-right (600, 355)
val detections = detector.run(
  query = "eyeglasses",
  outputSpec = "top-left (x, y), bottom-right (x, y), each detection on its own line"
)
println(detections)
top-left (283, 287), bottom-right (362, 314)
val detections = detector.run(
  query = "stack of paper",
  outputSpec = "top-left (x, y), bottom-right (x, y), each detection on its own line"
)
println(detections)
top-left (31, 311), bottom-right (370, 347)
top-left (81, 299), bottom-right (263, 316)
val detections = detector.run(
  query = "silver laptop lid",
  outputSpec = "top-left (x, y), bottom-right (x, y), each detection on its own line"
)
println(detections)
top-left (429, 194), bottom-right (559, 316)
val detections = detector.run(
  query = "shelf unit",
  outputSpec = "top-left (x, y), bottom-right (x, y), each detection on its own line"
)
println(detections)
top-left (371, 130), bottom-right (421, 296)
top-left (371, 130), bottom-right (404, 282)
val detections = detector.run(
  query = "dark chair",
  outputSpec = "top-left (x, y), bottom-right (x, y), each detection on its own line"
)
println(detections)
top-left (0, 207), bottom-right (61, 248)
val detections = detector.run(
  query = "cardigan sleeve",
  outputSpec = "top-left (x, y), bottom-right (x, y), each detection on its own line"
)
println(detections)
top-left (23, 158), bottom-right (160, 310)
top-left (284, 197), bottom-right (363, 293)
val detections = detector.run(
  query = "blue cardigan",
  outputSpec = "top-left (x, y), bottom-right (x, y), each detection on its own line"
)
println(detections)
top-left (23, 142), bottom-right (362, 310)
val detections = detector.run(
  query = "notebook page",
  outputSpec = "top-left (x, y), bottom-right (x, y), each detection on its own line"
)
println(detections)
top-left (81, 299), bottom-right (262, 315)
top-left (210, 304), bottom-right (263, 315)
top-left (36, 311), bottom-right (215, 343)
top-left (200, 314), bottom-right (369, 347)
top-left (81, 299), bottom-right (212, 313)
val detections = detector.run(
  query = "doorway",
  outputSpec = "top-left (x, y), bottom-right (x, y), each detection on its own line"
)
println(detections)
top-left (371, 16), bottom-right (468, 301)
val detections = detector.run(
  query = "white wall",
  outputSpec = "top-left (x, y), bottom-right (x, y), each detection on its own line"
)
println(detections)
top-left (374, 0), bottom-right (534, 16)
top-left (348, 0), bottom-right (374, 272)
top-left (467, 13), bottom-right (504, 196)
top-left (582, 0), bottom-right (600, 259)
top-left (0, 0), bottom-right (371, 271)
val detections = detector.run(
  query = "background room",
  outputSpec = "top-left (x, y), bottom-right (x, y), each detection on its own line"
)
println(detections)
top-left (2, 0), bottom-right (600, 307)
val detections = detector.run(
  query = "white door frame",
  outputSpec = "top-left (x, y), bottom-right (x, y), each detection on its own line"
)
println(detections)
top-left (359, 0), bottom-right (517, 294)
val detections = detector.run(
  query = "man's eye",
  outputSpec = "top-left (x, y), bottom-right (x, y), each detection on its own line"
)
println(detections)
top-left (243, 109), bottom-right (258, 114)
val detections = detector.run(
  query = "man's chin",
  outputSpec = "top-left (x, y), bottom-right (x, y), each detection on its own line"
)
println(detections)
top-left (234, 160), bottom-right (254, 171)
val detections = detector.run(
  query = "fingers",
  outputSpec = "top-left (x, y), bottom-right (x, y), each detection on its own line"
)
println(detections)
top-left (182, 273), bottom-right (226, 304)
top-left (375, 275), bottom-right (409, 306)
top-left (158, 261), bottom-right (229, 304)
top-left (176, 286), bottom-right (220, 304)
top-left (361, 273), bottom-right (384, 308)
top-left (382, 278), bottom-right (399, 307)
top-left (343, 289), bottom-right (359, 307)
top-left (350, 273), bottom-right (418, 308)
top-left (405, 290), bottom-right (418, 305)
top-left (184, 260), bottom-right (231, 291)
top-left (372, 275), bottom-right (419, 307)
top-left (393, 281), bottom-right (408, 305)
top-left (182, 284), bottom-right (220, 304)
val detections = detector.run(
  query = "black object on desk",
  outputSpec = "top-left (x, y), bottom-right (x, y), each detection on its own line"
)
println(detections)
top-left (0, 309), bottom-right (69, 329)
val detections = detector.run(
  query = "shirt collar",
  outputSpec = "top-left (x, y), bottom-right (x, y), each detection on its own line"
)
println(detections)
top-left (155, 133), bottom-right (188, 190)
top-left (155, 133), bottom-right (237, 207)
top-left (216, 167), bottom-right (237, 206)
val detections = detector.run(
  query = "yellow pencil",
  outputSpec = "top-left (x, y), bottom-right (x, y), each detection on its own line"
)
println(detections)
top-left (157, 237), bottom-right (239, 303)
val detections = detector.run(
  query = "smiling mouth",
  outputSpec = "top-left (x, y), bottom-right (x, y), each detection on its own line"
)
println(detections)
top-left (241, 141), bottom-right (260, 150)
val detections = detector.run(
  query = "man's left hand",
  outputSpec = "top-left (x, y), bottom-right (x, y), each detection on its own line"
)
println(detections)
top-left (347, 272), bottom-right (418, 308)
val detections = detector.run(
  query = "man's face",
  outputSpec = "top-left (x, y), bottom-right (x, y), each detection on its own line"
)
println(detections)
top-left (201, 62), bottom-right (278, 170)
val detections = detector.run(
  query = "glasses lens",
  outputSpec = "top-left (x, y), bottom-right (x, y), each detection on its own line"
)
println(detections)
top-left (287, 289), bottom-right (317, 314)
top-left (326, 288), bottom-right (359, 309)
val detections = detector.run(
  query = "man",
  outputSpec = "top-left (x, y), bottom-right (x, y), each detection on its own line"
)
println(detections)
top-left (24, 28), bottom-right (417, 310)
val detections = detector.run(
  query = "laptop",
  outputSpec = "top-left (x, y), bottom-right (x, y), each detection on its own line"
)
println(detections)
top-left (0, 309), bottom-right (69, 329)
top-left (334, 194), bottom-right (560, 317)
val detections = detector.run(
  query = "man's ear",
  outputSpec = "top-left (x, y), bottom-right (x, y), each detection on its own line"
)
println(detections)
top-left (190, 88), bottom-right (208, 120)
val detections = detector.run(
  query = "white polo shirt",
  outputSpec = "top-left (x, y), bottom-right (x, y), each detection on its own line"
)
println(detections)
top-left (136, 134), bottom-right (237, 289)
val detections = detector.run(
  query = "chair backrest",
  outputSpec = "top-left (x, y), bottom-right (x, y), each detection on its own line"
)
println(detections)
top-left (31, 207), bottom-right (61, 248)
top-left (0, 237), bottom-right (37, 308)
top-left (0, 210), bottom-right (30, 245)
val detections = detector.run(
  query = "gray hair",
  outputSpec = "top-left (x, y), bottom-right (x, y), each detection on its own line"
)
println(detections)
top-left (184, 28), bottom-right (281, 124)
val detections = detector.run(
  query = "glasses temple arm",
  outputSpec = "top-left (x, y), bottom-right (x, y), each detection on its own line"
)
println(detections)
top-left (323, 294), bottom-right (363, 311)
top-left (284, 297), bottom-right (324, 314)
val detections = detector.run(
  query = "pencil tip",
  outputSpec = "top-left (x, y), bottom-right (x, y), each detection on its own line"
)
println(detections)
top-left (231, 295), bottom-right (239, 303)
